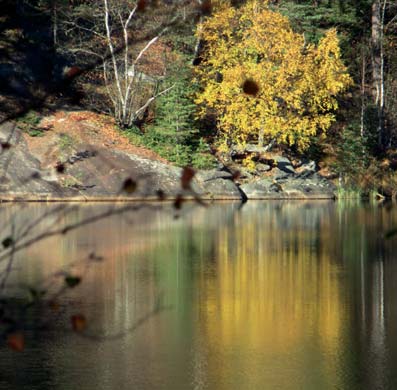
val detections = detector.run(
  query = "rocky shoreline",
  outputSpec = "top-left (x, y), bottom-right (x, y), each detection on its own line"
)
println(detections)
top-left (0, 121), bottom-right (337, 202)
top-left (238, 156), bottom-right (336, 200)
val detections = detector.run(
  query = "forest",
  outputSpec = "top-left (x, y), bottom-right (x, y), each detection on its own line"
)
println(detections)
top-left (1, 0), bottom-right (397, 196)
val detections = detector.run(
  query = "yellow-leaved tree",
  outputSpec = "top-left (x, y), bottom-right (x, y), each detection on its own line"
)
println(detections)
top-left (195, 0), bottom-right (353, 151)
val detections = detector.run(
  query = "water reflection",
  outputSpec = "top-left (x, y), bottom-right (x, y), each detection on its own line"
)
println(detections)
top-left (0, 201), bottom-right (397, 390)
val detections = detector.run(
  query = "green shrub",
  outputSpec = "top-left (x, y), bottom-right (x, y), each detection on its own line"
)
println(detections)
top-left (17, 111), bottom-right (45, 137)
top-left (191, 138), bottom-right (217, 169)
top-left (124, 56), bottom-right (216, 168)
top-left (27, 128), bottom-right (45, 137)
top-left (59, 133), bottom-right (74, 152)
top-left (123, 126), bottom-right (144, 147)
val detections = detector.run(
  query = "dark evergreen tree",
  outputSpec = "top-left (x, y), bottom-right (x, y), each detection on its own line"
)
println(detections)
top-left (144, 55), bottom-right (216, 168)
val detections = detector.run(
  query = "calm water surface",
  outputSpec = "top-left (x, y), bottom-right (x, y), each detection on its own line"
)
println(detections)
top-left (0, 201), bottom-right (397, 390)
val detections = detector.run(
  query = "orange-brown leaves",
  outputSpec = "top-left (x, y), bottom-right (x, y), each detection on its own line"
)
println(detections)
top-left (137, 0), bottom-right (147, 12)
top-left (64, 66), bottom-right (81, 80)
top-left (181, 167), bottom-right (195, 190)
top-left (71, 314), bottom-right (87, 332)
top-left (7, 333), bottom-right (25, 352)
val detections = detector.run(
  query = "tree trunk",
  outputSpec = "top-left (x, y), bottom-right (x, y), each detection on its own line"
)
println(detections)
top-left (52, 3), bottom-right (58, 47)
top-left (371, 0), bottom-right (386, 148)
top-left (360, 52), bottom-right (366, 139)
top-left (258, 128), bottom-right (264, 147)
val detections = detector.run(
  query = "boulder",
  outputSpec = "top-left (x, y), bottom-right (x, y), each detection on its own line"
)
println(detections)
top-left (273, 156), bottom-right (295, 175)
top-left (238, 174), bottom-right (336, 200)
top-left (195, 169), bottom-right (233, 182)
top-left (238, 168), bottom-right (254, 180)
top-left (296, 160), bottom-right (317, 178)
top-left (272, 168), bottom-right (291, 181)
top-left (194, 169), bottom-right (241, 199)
top-left (256, 163), bottom-right (271, 173)
top-left (280, 175), bottom-right (336, 198)
top-left (240, 179), bottom-right (274, 199)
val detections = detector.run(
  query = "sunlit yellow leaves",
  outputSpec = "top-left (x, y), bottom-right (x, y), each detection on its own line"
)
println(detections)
top-left (195, 0), bottom-right (352, 151)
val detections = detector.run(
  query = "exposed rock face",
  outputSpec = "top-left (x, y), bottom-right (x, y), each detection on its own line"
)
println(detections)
top-left (0, 123), bottom-right (75, 198)
top-left (0, 121), bottom-right (336, 201)
top-left (55, 148), bottom-right (243, 199)
top-left (0, 122), bottom-right (242, 200)
top-left (63, 146), bottom-right (183, 198)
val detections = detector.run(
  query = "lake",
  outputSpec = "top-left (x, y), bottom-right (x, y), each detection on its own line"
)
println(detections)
top-left (0, 200), bottom-right (397, 390)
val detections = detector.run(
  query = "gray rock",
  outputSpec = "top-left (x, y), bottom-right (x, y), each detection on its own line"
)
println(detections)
top-left (282, 176), bottom-right (336, 198)
top-left (257, 178), bottom-right (274, 188)
top-left (301, 160), bottom-right (317, 172)
top-left (256, 163), bottom-right (271, 173)
top-left (274, 156), bottom-right (295, 175)
top-left (269, 183), bottom-right (282, 192)
top-left (272, 168), bottom-right (291, 181)
top-left (67, 150), bottom-right (97, 164)
top-left (239, 183), bottom-right (266, 199)
top-left (0, 124), bottom-right (242, 200)
top-left (194, 169), bottom-right (241, 199)
top-left (238, 168), bottom-right (254, 180)
top-left (240, 179), bottom-right (273, 199)
top-left (232, 143), bottom-right (274, 154)
top-left (296, 160), bottom-right (317, 178)
top-left (216, 162), bottom-right (227, 171)
top-left (197, 178), bottom-right (241, 199)
top-left (65, 148), bottom-right (184, 198)
top-left (238, 173), bottom-right (336, 200)
top-left (195, 169), bottom-right (233, 182)
top-left (0, 122), bottom-right (335, 201)
top-left (0, 122), bottom-right (23, 144)
top-left (0, 123), bottom-right (75, 198)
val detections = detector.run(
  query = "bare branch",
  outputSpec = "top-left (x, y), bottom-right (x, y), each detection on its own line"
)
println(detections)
top-left (124, 5), bottom-right (138, 30)
top-left (134, 84), bottom-right (175, 119)
top-left (62, 20), bottom-right (107, 40)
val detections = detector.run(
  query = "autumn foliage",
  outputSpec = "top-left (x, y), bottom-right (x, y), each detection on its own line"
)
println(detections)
top-left (195, 0), bottom-right (353, 151)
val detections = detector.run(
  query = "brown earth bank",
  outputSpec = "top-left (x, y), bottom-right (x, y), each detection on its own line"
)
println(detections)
top-left (0, 110), bottom-right (336, 202)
